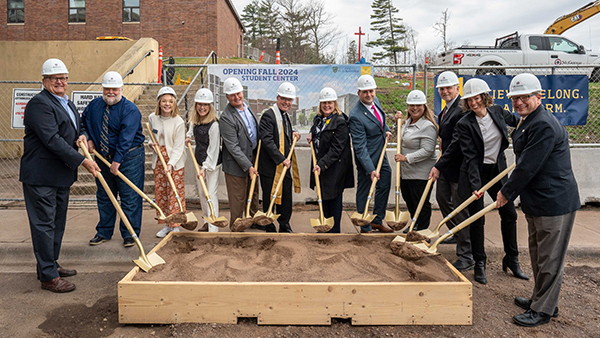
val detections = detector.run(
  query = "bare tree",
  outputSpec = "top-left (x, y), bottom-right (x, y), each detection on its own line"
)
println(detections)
top-left (305, 0), bottom-right (342, 64)
top-left (405, 26), bottom-right (418, 64)
top-left (433, 8), bottom-right (451, 51)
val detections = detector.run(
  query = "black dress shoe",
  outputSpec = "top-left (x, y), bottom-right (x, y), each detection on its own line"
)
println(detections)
top-left (452, 259), bottom-right (475, 271)
top-left (279, 224), bottom-right (293, 233)
top-left (441, 236), bottom-right (457, 245)
top-left (474, 261), bottom-right (487, 284)
top-left (57, 267), bottom-right (77, 277)
top-left (514, 297), bottom-right (559, 317)
top-left (265, 224), bottom-right (277, 233)
top-left (89, 235), bottom-right (108, 246)
top-left (513, 309), bottom-right (551, 327)
top-left (250, 224), bottom-right (266, 231)
top-left (123, 237), bottom-right (135, 247)
top-left (502, 255), bottom-right (530, 280)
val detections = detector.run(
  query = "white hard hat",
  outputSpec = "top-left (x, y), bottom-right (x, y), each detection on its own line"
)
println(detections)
top-left (319, 87), bottom-right (337, 102)
top-left (42, 58), bottom-right (68, 76)
top-left (462, 78), bottom-right (491, 99)
top-left (102, 71), bottom-right (123, 88)
top-left (156, 86), bottom-right (177, 100)
top-left (436, 71), bottom-right (459, 88)
top-left (223, 77), bottom-right (243, 95)
top-left (357, 75), bottom-right (377, 91)
top-left (194, 88), bottom-right (214, 103)
top-left (406, 90), bottom-right (427, 105)
top-left (277, 82), bottom-right (296, 99)
top-left (508, 73), bottom-right (542, 97)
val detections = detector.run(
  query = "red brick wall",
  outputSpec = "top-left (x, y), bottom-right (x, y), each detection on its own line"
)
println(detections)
top-left (0, 0), bottom-right (243, 57)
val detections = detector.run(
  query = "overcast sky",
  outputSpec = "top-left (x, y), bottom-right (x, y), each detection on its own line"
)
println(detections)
top-left (231, 0), bottom-right (600, 61)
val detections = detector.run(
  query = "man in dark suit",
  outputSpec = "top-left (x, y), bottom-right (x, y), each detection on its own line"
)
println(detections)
top-left (219, 77), bottom-right (260, 229)
top-left (349, 75), bottom-right (393, 233)
top-left (20, 58), bottom-right (99, 293)
top-left (429, 71), bottom-right (475, 271)
top-left (258, 82), bottom-right (301, 233)
top-left (497, 73), bottom-right (580, 327)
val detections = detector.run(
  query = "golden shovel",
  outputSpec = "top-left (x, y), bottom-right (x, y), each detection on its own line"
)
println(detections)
top-left (145, 123), bottom-right (198, 230)
top-left (231, 140), bottom-right (261, 232)
top-left (254, 137), bottom-right (298, 226)
top-left (80, 142), bottom-right (164, 272)
top-left (392, 202), bottom-right (498, 257)
top-left (187, 143), bottom-right (228, 228)
top-left (350, 141), bottom-right (388, 227)
top-left (309, 141), bottom-right (335, 233)
top-left (92, 149), bottom-right (187, 224)
top-left (385, 114), bottom-right (410, 230)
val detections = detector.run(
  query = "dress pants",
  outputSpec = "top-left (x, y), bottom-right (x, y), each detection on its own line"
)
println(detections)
top-left (196, 166), bottom-right (222, 232)
top-left (225, 172), bottom-right (259, 227)
top-left (436, 174), bottom-right (474, 264)
top-left (94, 146), bottom-right (144, 240)
top-left (23, 183), bottom-right (70, 282)
top-left (355, 160), bottom-right (391, 232)
top-left (260, 174), bottom-right (292, 232)
top-left (468, 163), bottom-right (519, 263)
top-left (321, 192), bottom-right (343, 233)
top-left (526, 212), bottom-right (575, 315)
top-left (400, 179), bottom-right (432, 231)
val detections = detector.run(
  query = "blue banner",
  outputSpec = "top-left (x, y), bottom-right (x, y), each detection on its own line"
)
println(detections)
top-left (434, 75), bottom-right (589, 126)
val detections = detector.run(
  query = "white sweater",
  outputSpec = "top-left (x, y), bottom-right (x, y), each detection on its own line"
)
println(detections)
top-left (148, 113), bottom-right (187, 170)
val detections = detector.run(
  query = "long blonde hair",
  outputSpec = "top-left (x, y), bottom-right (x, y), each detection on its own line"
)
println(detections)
top-left (318, 101), bottom-right (342, 117)
top-left (190, 102), bottom-right (217, 125)
top-left (155, 94), bottom-right (180, 118)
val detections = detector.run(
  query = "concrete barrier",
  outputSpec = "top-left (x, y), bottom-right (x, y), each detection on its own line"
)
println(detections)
top-left (184, 146), bottom-right (599, 208)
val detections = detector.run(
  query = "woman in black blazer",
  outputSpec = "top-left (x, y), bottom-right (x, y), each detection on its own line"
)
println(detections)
top-left (307, 87), bottom-right (354, 233)
top-left (455, 78), bottom-right (528, 284)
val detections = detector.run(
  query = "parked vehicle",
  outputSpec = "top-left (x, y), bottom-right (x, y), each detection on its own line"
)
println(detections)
top-left (435, 32), bottom-right (600, 81)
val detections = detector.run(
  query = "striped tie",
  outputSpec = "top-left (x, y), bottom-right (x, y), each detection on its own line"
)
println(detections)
top-left (100, 105), bottom-right (110, 156)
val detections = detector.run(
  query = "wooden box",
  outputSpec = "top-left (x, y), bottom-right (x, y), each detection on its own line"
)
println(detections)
top-left (118, 232), bottom-right (472, 325)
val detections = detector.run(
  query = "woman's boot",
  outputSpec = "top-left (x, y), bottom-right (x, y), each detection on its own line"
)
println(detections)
top-left (503, 255), bottom-right (530, 280)
top-left (474, 261), bottom-right (487, 284)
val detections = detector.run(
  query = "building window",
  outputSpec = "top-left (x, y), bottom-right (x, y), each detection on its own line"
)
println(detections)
top-left (123, 0), bottom-right (140, 22)
top-left (69, 0), bottom-right (85, 23)
top-left (7, 0), bottom-right (24, 23)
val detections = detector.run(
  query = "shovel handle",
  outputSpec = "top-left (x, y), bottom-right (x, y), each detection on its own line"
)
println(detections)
top-left (429, 202), bottom-right (497, 253)
top-left (432, 162), bottom-right (516, 234)
top-left (266, 137), bottom-right (298, 215)
top-left (146, 123), bottom-right (184, 211)
top-left (310, 141), bottom-right (326, 217)
top-left (187, 143), bottom-right (217, 217)
top-left (246, 141), bottom-right (261, 216)
top-left (406, 151), bottom-right (442, 232)
top-left (79, 141), bottom-right (149, 261)
top-left (362, 141), bottom-right (388, 218)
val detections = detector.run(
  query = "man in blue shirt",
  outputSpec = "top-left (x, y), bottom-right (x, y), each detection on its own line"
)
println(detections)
top-left (82, 71), bottom-right (145, 247)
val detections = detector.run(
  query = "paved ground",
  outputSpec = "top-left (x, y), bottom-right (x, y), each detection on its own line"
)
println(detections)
top-left (1, 204), bottom-right (599, 337)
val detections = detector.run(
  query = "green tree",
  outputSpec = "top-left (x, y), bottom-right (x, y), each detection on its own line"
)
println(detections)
top-left (366, 0), bottom-right (408, 64)
top-left (346, 40), bottom-right (358, 64)
top-left (241, 0), bottom-right (262, 43)
top-left (278, 0), bottom-right (311, 63)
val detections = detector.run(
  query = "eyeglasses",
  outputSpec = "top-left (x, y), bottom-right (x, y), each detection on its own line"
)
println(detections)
top-left (510, 95), bottom-right (533, 103)
top-left (45, 76), bottom-right (68, 83)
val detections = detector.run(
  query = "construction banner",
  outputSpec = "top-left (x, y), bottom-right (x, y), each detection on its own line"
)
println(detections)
top-left (207, 64), bottom-right (371, 126)
top-left (433, 74), bottom-right (589, 126)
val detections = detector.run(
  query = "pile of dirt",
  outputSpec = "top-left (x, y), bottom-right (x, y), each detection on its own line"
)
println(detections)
top-left (133, 235), bottom-right (460, 283)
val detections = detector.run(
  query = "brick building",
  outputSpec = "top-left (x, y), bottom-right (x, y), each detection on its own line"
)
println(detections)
top-left (1, 0), bottom-right (244, 57)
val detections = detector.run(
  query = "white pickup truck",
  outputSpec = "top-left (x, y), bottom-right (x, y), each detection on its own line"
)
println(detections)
top-left (435, 32), bottom-right (600, 81)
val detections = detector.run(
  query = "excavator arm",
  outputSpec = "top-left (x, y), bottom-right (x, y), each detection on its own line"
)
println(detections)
top-left (545, 1), bottom-right (600, 35)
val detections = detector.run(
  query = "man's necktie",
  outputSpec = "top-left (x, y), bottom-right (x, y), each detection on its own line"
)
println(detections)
top-left (440, 106), bottom-right (448, 120)
top-left (100, 105), bottom-right (110, 156)
top-left (371, 105), bottom-right (383, 127)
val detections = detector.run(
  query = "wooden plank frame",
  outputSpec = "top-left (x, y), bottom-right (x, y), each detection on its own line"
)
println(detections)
top-left (118, 232), bottom-right (472, 326)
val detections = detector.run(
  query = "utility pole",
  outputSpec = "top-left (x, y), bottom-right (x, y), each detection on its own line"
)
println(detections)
top-left (355, 27), bottom-right (365, 61)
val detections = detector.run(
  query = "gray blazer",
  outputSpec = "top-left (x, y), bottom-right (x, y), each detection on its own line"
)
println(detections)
top-left (400, 117), bottom-right (437, 180)
top-left (219, 102), bottom-right (258, 177)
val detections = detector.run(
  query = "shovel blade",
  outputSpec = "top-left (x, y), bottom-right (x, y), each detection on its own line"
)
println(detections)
top-left (180, 212), bottom-right (198, 230)
top-left (350, 212), bottom-right (375, 227)
top-left (384, 210), bottom-right (397, 223)
top-left (205, 215), bottom-right (229, 228)
top-left (133, 252), bottom-right (165, 272)
top-left (231, 217), bottom-right (253, 232)
top-left (392, 235), bottom-right (406, 243)
top-left (416, 228), bottom-right (435, 238)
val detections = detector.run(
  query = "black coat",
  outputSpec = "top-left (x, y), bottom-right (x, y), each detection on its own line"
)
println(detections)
top-left (309, 113), bottom-right (354, 200)
top-left (500, 105), bottom-right (580, 216)
top-left (19, 89), bottom-right (85, 187)
top-left (434, 95), bottom-right (464, 182)
top-left (258, 107), bottom-right (292, 179)
top-left (454, 105), bottom-right (519, 199)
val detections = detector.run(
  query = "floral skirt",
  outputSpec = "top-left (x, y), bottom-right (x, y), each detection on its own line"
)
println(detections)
top-left (154, 145), bottom-right (186, 226)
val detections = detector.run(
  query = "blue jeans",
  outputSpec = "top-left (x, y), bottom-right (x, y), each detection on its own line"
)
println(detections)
top-left (94, 146), bottom-right (144, 240)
